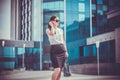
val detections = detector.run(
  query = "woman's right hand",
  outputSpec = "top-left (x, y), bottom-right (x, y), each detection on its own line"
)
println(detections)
top-left (47, 21), bottom-right (56, 36)
top-left (49, 21), bottom-right (54, 28)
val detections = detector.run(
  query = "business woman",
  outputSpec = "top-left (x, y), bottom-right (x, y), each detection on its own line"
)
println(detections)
top-left (46, 15), bottom-right (68, 80)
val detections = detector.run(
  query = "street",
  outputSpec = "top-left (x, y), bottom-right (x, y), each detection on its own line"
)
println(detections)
top-left (0, 70), bottom-right (120, 80)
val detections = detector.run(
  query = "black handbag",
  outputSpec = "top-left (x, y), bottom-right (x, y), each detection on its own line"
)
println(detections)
top-left (63, 58), bottom-right (71, 77)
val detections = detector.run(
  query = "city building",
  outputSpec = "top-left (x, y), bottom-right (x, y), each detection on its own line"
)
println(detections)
top-left (0, 0), bottom-right (43, 71)
top-left (0, 0), bottom-right (120, 75)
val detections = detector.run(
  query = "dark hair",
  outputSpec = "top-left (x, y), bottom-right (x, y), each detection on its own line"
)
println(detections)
top-left (48, 16), bottom-right (57, 30)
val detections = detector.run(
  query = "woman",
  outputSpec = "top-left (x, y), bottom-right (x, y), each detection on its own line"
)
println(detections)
top-left (46, 16), bottom-right (68, 80)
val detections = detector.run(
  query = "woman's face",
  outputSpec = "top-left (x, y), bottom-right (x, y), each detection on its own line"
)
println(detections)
top-left (52, 17), bottom-right (60, 27)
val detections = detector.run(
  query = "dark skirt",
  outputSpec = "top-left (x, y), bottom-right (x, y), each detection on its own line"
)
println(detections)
top-left (50, 44), bottom-right (66, 68)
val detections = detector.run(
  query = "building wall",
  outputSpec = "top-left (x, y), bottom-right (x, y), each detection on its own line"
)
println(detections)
top-left (0, 0), bottom-right (11, 39)
top-left (67, 0), bottom-right (120, 65)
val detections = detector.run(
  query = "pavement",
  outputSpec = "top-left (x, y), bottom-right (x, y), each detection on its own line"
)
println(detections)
top-left (0, 70), bottom-right (120, 80)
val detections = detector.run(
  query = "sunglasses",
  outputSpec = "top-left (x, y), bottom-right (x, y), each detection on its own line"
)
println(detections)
top-left (53, 20), bottom-right (60, 22)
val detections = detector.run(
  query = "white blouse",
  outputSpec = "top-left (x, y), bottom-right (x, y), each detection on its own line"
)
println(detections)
top-left (46, 28), bottom-right (64, 45)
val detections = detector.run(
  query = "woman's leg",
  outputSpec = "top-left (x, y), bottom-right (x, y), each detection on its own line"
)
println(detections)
top-left (52, 67), bottom-right (61, 80)
top-left (56, 69), bottom-right (62, 80)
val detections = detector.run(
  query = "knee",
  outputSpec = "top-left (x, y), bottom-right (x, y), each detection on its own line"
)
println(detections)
top-left (54, 68), bottom-right (61, 73)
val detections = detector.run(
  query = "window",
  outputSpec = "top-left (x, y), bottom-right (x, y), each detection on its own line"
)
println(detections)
top-left (97, 0), bottom-right (103, 4)
top-left (79, 46), bottom-right (84, 57)
top-left (79, 14), bottom-right (85, 21)
top-left (92, 4), bottom-right (96, 10)
top-left (103, 5), bottom-right (107, 11)
top-left (78, 3), bottom-right (85, 12)
top-left (97, 10), bottom-right (103, 15)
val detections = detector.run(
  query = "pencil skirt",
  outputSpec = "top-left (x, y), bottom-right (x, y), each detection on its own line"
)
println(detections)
top-left (50, 44), bottom-right (66, 68)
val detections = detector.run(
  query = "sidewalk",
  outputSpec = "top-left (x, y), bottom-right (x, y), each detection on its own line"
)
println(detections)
top-left (0, 70), bottom-right (120, 80)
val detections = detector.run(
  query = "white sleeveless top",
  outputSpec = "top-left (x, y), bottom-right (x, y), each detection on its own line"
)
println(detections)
top-left (46, 28), bottom-right (64, 45)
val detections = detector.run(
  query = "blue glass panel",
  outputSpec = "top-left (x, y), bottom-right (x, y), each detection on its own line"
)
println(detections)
top-left (79, 14), bottom-right (85, 21)
top-left (93, 45), bottom-right (97, 56)
top-left (43, 1), bottom-right (64, 10)
top-left (78, 3), bottom-right (85, 12)
top-left (92, 4), bottom-right (96, 10)
top-left (84, 46), bottom-right (89, 56)
top-left (4, 62), bottom-right (15, 70)
top-left (60, 24), bottom-right (64, 28)
top-left (17, 48), bottom-right (25, 55)
top-left (97, 10), bottom-right (103, 15)
top-left (0, 47), bottom-right (3, 56)
top-left (79, 0), bottom-right (85, 1)
top-left (59, 13), bottom-right (64, 22)
top-left (4, 47), bottom-right (15, 58)
top-left (0, 47), bottom-right (16, 70)
top-left (103, 5), bottom-right (107, 11)
top-left (92, 27), bottom-right (96, 35)
top-left (97, 0), bottom-right (103, 4)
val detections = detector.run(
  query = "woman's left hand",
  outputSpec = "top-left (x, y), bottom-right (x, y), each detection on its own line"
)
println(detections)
top-left (65, 52), bottom-right (69, 58)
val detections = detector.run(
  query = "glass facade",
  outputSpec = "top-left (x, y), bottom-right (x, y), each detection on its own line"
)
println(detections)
top-left (66, 0), bottom-right (90, 64)
top-left (92, 0), bottom-right (120, 35)
top-left (0, 47), bottom-right (15, 70)
top-left (0, 40), bottom-right (41, 70)
top-left (42, 0), bottom-right (119, 65)
top-left (99, 40), bottom-right (115, 63)
top-left (85, 0), bottom-right (120, 64)
top-left (0, 0), bottom-right (120, 71)
top-left (92, 0), bottom-right (108, 35)
top-left (108, 0), bottom-right (120, 31)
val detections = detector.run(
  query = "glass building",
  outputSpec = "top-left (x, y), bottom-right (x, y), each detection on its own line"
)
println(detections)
top-left (0, 0), bottom-right (120, 75)
top-left (0, 0), bottom-right (43, 70)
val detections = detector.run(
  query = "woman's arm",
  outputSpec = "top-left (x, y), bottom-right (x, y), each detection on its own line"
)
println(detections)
top-left (62, 37), bottom-right (69, 58)
top-left (47, 21), bottom-right (56, 36)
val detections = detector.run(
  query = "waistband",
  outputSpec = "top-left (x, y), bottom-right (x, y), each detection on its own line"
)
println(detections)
top-left (51, 43), bottom-right (64, 47)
